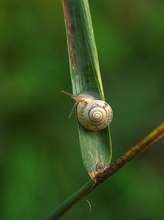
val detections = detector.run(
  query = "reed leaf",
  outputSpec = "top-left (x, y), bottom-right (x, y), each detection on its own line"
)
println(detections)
top-left (63, 0), bottom-right (112, 179)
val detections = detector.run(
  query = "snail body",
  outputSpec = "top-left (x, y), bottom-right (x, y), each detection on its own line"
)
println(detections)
top-left (62, 91), bottom-right (113, 131)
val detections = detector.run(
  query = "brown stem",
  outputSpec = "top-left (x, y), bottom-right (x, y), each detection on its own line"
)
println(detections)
top-left (47, 124), bottom-right (164, 220)
top-left (94, 123), bottom-right (164, 185)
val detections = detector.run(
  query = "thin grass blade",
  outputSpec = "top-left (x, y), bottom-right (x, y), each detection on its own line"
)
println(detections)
top-left (63, 0), bottom-right (112, 179)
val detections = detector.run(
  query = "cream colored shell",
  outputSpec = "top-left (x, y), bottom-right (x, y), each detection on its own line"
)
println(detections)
top-left (62, 91), bottom-right (113, 131)
top-left (76, 94), bottom-right (113, 131)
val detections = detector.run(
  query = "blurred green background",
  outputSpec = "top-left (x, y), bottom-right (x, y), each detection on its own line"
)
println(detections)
top-left (0, 0), bottom-right (163, 219)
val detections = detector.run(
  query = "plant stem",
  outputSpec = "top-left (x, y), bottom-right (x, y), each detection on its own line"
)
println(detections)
top-left (95, 123), bottom-right (164, 185)
top-left (46, 180), bottom-right (94, 220)
top-left (46, 123), bottom-right (164, 220)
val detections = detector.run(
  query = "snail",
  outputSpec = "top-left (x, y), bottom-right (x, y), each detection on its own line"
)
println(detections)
top-left (62, 90), bottom-right (113, 131)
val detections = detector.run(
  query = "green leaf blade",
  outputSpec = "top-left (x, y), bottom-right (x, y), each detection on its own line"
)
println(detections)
top-left (63, 0), bottom-right (112, 179)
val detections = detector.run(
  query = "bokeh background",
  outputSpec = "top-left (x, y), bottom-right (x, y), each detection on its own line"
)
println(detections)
top-left (0, 0), bottom-right (163, 219)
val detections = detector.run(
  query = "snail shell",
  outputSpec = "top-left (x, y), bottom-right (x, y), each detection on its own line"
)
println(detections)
top-left (62, 91), bottom-right (113, 131)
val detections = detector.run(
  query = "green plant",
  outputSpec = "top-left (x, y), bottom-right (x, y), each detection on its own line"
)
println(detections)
top-left (46, 0), bottom-right (164, 219)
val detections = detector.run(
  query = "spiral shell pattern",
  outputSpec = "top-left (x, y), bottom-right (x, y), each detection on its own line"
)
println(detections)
top-left (77, 99), bottom-right (113, 131)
